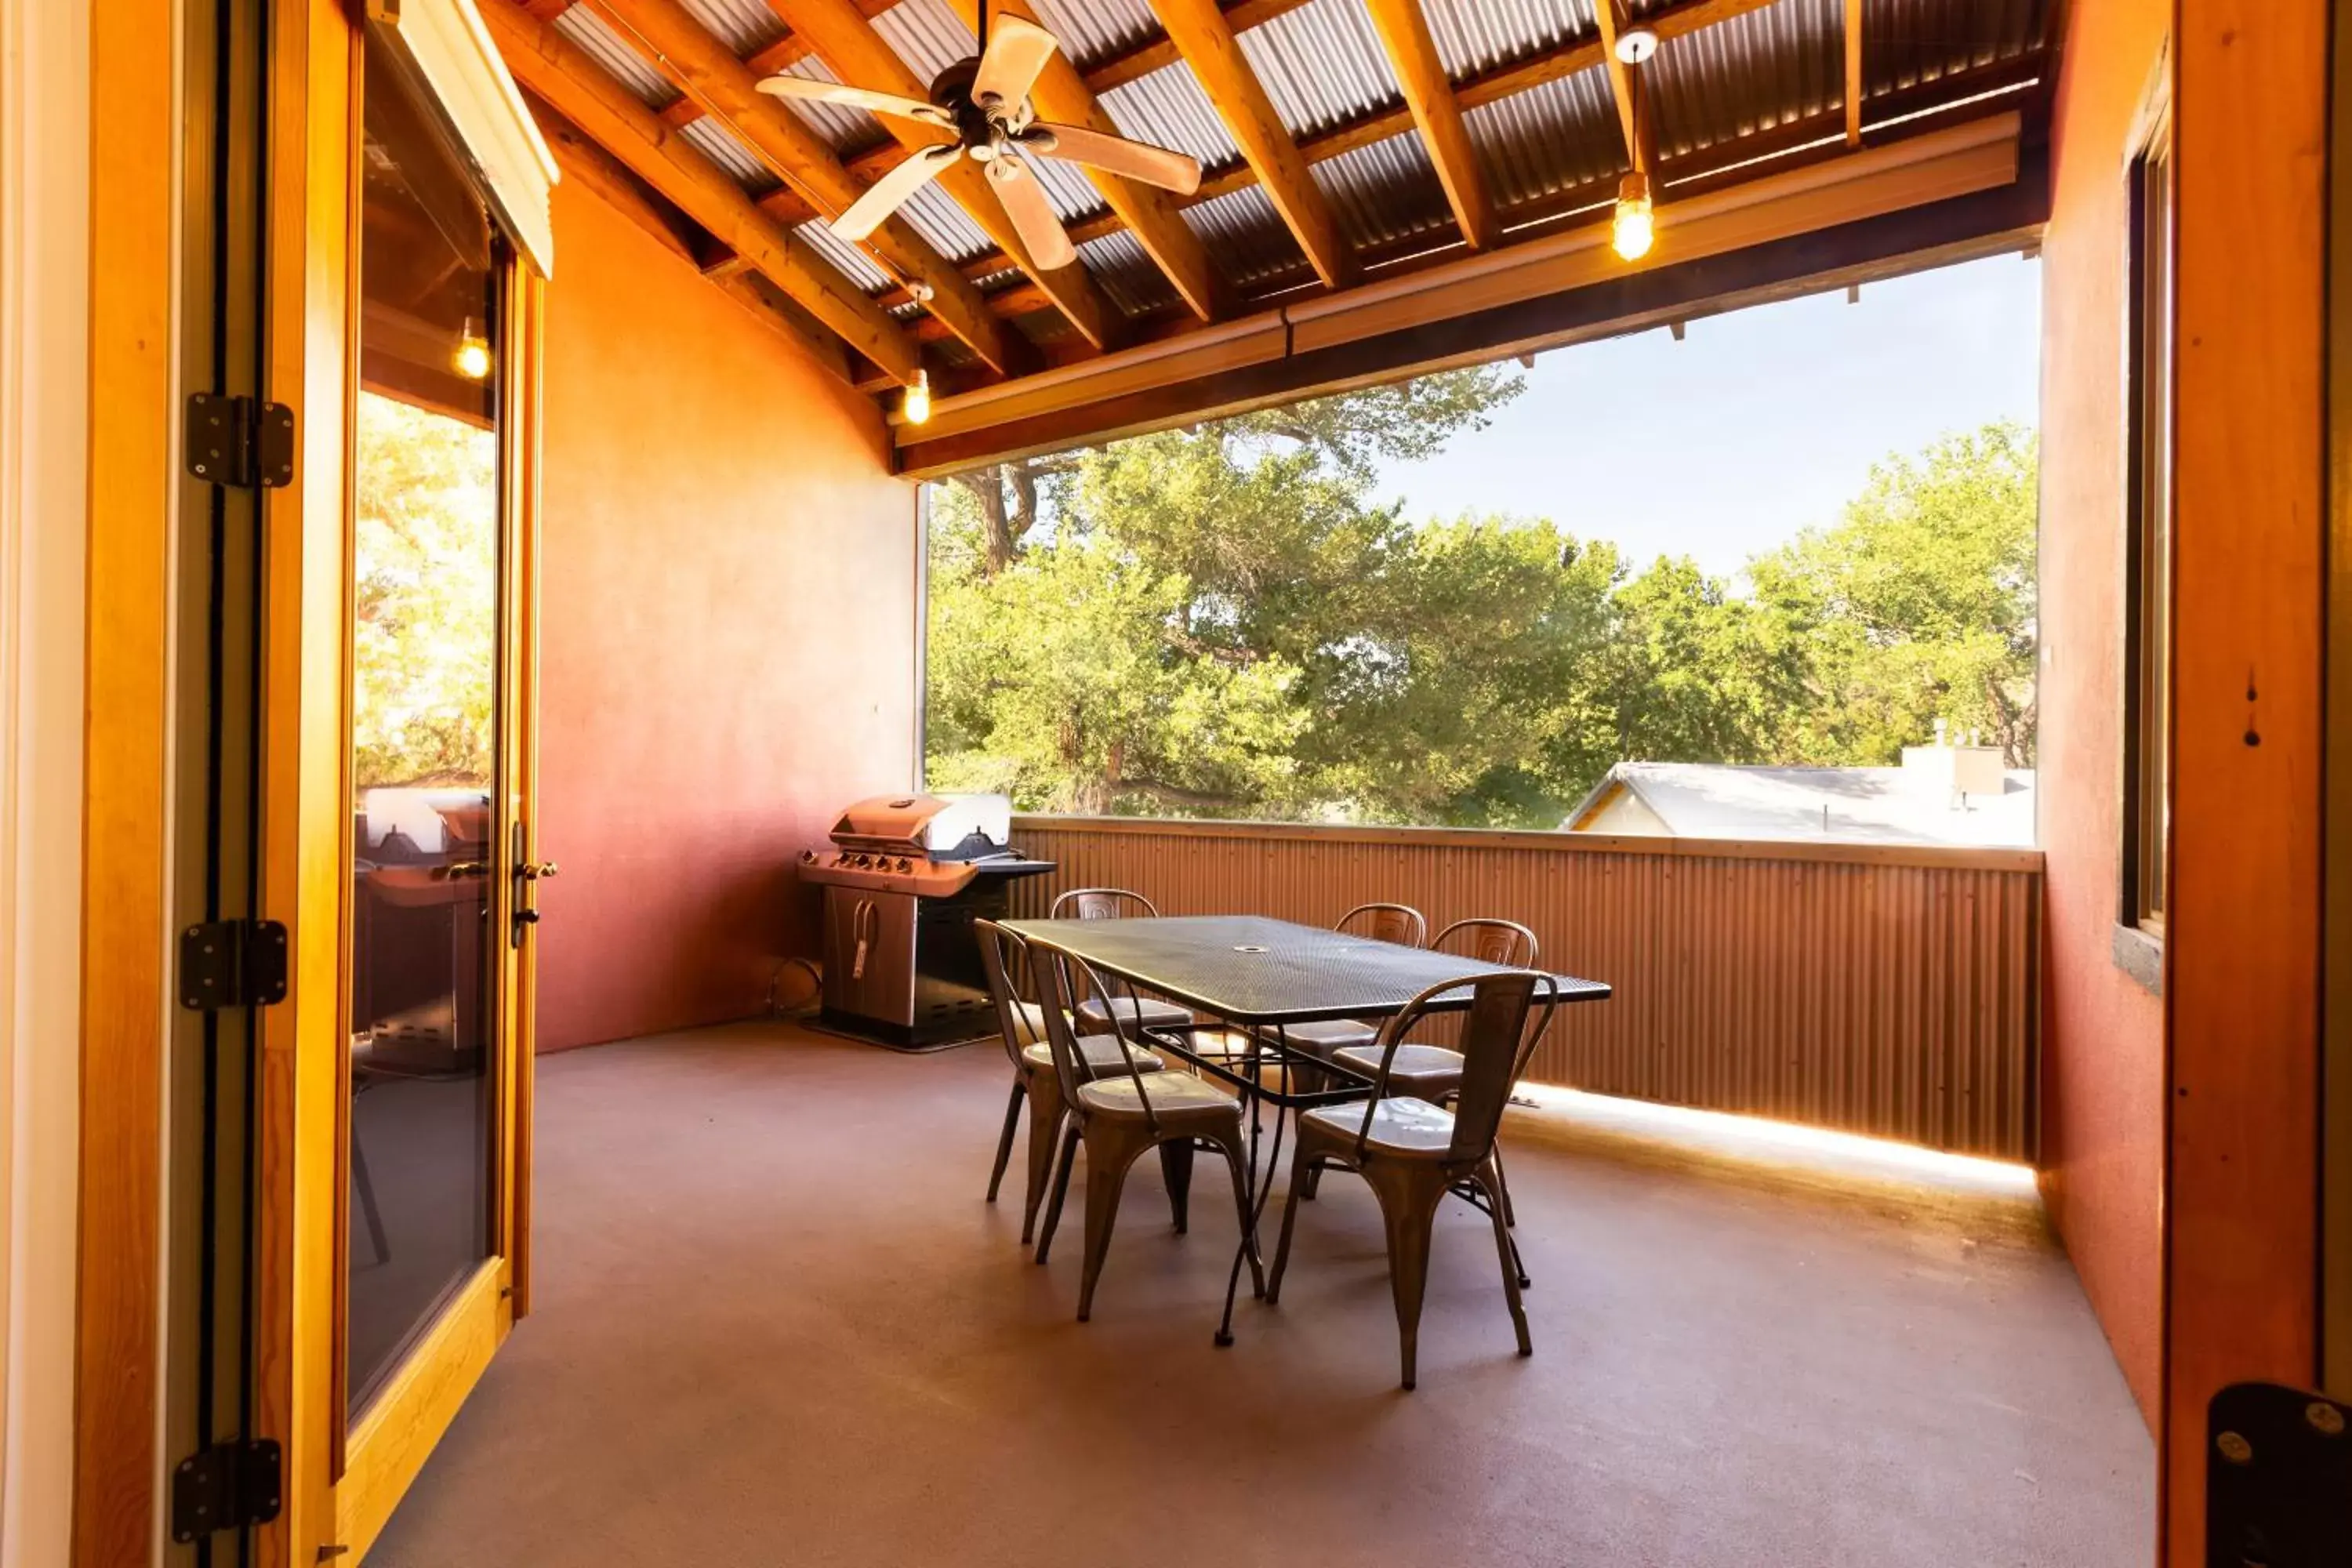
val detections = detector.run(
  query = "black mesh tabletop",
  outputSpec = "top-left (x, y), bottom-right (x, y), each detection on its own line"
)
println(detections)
top-left (1000, 914), bottom-right (1612, 1026)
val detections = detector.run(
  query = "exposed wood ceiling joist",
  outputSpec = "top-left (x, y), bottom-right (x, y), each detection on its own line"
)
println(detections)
top-left (1147, 0), bottom-right (1356, 289)
top-left (586, 0), bottom-right (1022, 372)
top-left (763, 0), bottom-right (1120, 350)
top-left (481, 0), bottom-right (924, 382)
top-left (1843, 0), bottom-right (1865, 147)
top-left (942, 0), bottom-right (1233, 322)
top-left (1590, 0), bottom-right (1659, 176)
top-left (1361, 0), bottom-right (1495, 250)
top-left (853, 0), bottom-right (1784, 290)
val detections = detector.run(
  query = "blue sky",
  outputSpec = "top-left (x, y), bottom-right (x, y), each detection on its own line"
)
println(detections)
top-left (1370, 253), bottom-right (2044, 583)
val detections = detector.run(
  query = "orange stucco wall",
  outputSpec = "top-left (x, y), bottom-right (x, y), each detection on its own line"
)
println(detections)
top-left (2034, 0), bottom-right (2168, 1430)
top-left (532, 180), bottom-right (917, 1051)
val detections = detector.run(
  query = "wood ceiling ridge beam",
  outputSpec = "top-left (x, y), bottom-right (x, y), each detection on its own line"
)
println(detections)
top-left (481, 0), bottom-right (924, 382)
top-left (583, 0), bottom-right (1022, 373)
top-left (1146, 0), bottom-right (1355, 289)
top-left (764, 0), bottom-right (1121, 350)
top-left (945, 0), bottom-right (1232, 321)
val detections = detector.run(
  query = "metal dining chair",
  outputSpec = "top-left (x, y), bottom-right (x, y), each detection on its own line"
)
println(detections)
top-left (975, 919), bottom-right (1165, 1246)
top-left (1268, 969), bottom-right (1562, 1389)
top-left (1050, 887), bottom-right (1196, 1036)
top-left (1279, 902), bottom-right (1429, 1062)
top-left (1027, 936), bottom-right (1263, 1322)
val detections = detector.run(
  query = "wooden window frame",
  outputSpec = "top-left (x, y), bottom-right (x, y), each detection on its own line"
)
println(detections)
top-left (2121, 96), bottom-right (2174, 946)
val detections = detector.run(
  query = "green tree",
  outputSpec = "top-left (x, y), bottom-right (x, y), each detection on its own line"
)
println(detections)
top-left (1748, 421), bottom-right (2038, 764)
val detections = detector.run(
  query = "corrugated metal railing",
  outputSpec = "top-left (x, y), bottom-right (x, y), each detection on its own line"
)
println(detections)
top-left (1008, 816), bottom-right (2042, 1162)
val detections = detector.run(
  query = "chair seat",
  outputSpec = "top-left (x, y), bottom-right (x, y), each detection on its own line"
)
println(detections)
top-left (1077, 1069), bottom-right (1240, 1123)
top-left (1273, 1018), bottom-right (1377, 1058)
top-left (1331, 1042), bottom-right (1466, 1098)
top-left (1022, 1036), bottom-right (1164, 1076)
top-left (1075, 994), bottom-right (1194, 1033)
top-left (1301, 1094), bottom-right (1459, 1157)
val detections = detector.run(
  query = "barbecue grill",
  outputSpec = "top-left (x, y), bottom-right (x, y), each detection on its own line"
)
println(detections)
top-left (800, 793), bottom-right (1054, 1049)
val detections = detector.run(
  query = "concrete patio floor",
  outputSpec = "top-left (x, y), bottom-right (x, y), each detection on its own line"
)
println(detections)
top-left (368, 1021), bottom-right (2153, 1567)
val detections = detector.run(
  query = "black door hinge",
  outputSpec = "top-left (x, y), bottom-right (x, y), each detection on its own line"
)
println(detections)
top-left (187, 393), bottom-right (294, 488)
top-left (2208, 1381), bottom-right (2350, 1567)
top-left (179, 919), bottom-right (289, 1011)
top-left (171, 1438), bottom-right (282, 1543)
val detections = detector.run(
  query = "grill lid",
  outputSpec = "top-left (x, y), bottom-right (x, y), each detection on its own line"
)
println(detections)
top-left (829, 793), bottom-right (1013, 857)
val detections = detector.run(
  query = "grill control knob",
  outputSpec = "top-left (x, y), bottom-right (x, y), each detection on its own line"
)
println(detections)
top-left (897, 858), bottom-right (913, 872)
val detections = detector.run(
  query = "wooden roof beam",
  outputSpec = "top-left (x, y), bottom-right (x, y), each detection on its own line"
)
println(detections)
top-left (1361, 0), bottom-right (1496, 249)
top-left (585, 0), bottom-right (1023, 376)
top-left (1148, 0), bottom-right (1355, 289)
top-left (855, 0), bottom-right (1784, 280)
top-left (764, 0), bottom-right (1120, 351)
top-left (482, 0), bottom-right (924, 383)
top-left (947, 0), bottom-right (1234, 321)
top-left (1842, 0), bottom-right (1864, 147)
top-left (1086, 0), bottom-right (1319, 93)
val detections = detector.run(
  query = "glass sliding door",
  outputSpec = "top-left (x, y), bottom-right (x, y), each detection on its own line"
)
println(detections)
top-left (345, 37), bottom-right (508, 1419)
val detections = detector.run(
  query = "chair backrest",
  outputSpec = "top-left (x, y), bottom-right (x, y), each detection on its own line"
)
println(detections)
top-left (1337, 902), bottom-right (1427, 948)
top-left (1357, 971), bottom-right (1560, 1165)
top-left (972, 918), bottom-right (1044, 1074)
top-left (1434, 916), bottom-right (1539, 969)
top-left (1026, 937), bottom-right (1163, 1130)
top-left (1051, 887), bottom-right (1159, 920)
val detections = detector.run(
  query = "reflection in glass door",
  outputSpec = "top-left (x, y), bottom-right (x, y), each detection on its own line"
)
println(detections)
top-left (346, 42), bottom-right (507, 1418)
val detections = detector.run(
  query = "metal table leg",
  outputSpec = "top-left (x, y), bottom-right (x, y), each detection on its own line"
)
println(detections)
top-left (1216, 1025), bottom-right (1289, 1346)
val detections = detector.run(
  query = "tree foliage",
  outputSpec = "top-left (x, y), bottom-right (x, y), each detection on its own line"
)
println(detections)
top-left (925, 367), bottom-right (2037, 829)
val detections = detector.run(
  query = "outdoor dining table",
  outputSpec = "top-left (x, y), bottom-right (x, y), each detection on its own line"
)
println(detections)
top-left (998, 913), bottom-right (1613, 1344)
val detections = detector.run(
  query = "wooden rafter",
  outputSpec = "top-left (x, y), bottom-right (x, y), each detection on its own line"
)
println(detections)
top-left (1147, 0), bottom-right (1356, 289)
top-left (764, 0), bottom-right (1120, 350)
top-left (1843, 0), bottom-right (1865, 147)
top-left (481, 0), bottom-right (924, 382)
top-left (944, 0), bottom-right (1233, 321)
top-left (1361, 0), bottom-right (1495, 249)
top-left (585, 0), bottom-right (1022, 374)
top-left (858, 0), bottom-right (1784, 285)
top-left (1087, 0), bottom-right (1319, 93)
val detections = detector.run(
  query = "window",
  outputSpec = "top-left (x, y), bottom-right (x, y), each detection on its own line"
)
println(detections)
top-left (2123, 111), bottom-right (2173, 937)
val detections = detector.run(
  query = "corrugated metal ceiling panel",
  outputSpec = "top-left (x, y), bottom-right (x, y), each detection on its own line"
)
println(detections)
top-left (796, 219), bottom-right (895, 292)
top-left (1180, 185), bottom-right (1305, 290)
top-left (1098, 67), bottom-right (1242, 168)
top-left (1075, 228), bottom-right (1178, 316)
top-left (873, 0), bottom-right (978, 86)
top-left (1863, 0), bottom-right (2049, 94)
top-left (1311, 136), bottom-right (1452, 250)
top-left (1465, 68), bottom-right (1623, 210)
top-left (895, 178), bottom-right (997, 261)
top-left (552, 7), bottom-right (678, 108)
top-left (1023, 151), bottom-right (1109, 222)
top-left (678, 115), bottom-right (780, 191)
top-left (1027, 0), bottom-right (1161, 70)
top-left (673, 0), bottom-right (788, 56)
top-left (1648, 0), bottom-right (1839, 162)
top-left (1421, 0), bottom-right (1588, 81)
top-left (1235, 0), bottom-right (1400, 137)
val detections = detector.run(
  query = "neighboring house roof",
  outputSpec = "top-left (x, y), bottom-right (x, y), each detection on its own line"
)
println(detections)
top-left (1566, 762), bottom-right (2036, 848)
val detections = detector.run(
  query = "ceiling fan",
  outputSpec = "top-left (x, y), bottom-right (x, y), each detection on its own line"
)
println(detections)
top-left (756, 7), bottom-right (1203, 270)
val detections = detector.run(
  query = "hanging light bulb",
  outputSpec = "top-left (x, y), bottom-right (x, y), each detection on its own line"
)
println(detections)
top-left (1611, 170), bottom-right (1655, 262)
top-left (902, 368), bottom-right (932, 425)
top-left (453, 316), bottom-right (492, 380)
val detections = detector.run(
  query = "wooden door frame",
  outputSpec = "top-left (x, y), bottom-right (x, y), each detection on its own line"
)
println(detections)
top-left (74, 0), bottom-right (180, 1562)
top-left (2162, 0), bottom-right (2330, 1560)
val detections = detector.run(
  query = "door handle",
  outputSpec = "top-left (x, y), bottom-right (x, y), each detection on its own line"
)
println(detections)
top-left (519, 862), bottom-right (558, 880)
top-left (435, 860), bottom-right (492, 880)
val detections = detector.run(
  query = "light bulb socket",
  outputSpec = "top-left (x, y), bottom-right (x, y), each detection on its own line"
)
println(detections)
top-left (1613, 26), bottom-right (1659, 64)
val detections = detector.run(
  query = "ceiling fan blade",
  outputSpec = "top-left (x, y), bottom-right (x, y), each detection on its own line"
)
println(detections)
top-left (971, 15), bottom-right (1058, 111)
top-left (987, 154), bottom-right (1076, 270)
top-left (832, 145), bottom-right (958, 242)
top-left (1025, 122), bottom-right (1202, 195)
top-left (757, 74), bottom-right (955, 129)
